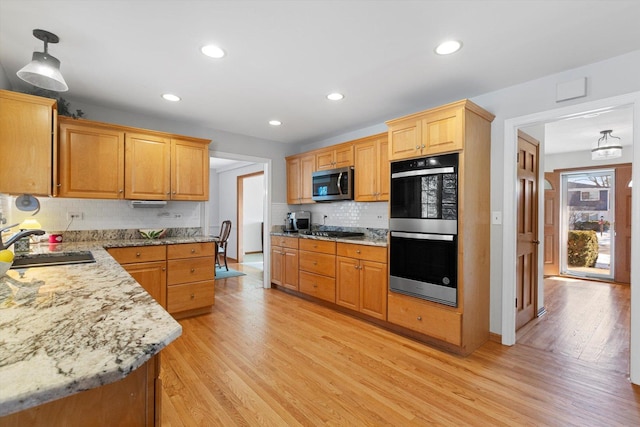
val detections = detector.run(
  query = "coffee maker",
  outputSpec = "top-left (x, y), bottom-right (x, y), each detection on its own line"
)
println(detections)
top-left (284, 212), bottom-right (296, 232)
top-left (284, 211), bottom-right (311, 233)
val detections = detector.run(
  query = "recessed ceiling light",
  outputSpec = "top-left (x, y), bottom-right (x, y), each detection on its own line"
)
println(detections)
top-left (201, 44), bottom-right (226, 59)
top-left (435, 40), bottom-right (462, 55)
top-left (162, 93), bottom-right (181, 102)
top-left (327, 92), bottom-right (344, 101)
top-left (269, 120), bottom-right (282, 126)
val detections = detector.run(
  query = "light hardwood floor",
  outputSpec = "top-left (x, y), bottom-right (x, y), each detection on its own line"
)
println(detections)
top-left (518, 276), bottom-right (631, 375)
top-left (161, 265), bottom-right (639, 426)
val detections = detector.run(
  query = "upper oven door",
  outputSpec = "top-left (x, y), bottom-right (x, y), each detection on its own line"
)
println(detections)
top-left (312, 167), bottom-right (353, 201)
top-left (390, 153), bottom-right (458, 233)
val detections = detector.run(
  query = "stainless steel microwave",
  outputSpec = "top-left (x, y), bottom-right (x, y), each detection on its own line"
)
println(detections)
top-left (312, 167), bottom-right (354, 201)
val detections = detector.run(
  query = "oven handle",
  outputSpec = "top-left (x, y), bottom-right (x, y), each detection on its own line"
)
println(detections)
top-left (391, 231), bottom-right (455, 241)
top-left (391, 166), bottom-right (455, 179)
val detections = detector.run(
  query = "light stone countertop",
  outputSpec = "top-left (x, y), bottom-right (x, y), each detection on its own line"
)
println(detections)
top-left (270, 231), bottom-right (388, 247)
top-left (0, 236), bottom-right (216, 417)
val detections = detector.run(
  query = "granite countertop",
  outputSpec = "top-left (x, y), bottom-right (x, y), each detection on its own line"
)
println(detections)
top-left (270, 231), bottom-right (388, 247)
top-left (0, 235), bottom-right (215, 417)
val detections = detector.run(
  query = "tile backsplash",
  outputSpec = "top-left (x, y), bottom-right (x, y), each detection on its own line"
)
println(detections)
top-left (289, 201), bottom-right (389, 229)
top-left (0, 195), bottom-right (201, 233)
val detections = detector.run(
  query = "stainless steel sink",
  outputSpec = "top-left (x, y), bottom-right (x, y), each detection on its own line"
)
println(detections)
top-left (10, 251), bottom-right (96, 269)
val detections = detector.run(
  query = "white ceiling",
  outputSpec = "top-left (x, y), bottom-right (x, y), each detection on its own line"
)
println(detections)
top-left (1, 1), bottom-right (639, 146)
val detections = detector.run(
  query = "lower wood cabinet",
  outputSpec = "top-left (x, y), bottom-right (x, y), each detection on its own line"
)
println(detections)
top-left (336, 243), bottom-right (387, 320)
top-left (107, 246), bottom-right (167, 308)
top-left (271, 236), bottom-right (299, 291)
top-left (166, 242), bottom-right (215, 318)
top-left (108, 242), bottom-right (216, 319)
top-left (387, 292), bottom-right (462, 346)
top-left (298, 239), bottom-right (336, 302)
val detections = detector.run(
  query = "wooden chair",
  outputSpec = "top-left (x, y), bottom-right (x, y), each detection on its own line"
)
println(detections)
top-left (215, 220), bottom-right (232, 271)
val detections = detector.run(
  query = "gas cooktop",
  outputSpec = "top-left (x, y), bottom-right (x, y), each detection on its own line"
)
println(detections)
top-left (309, 231), bottom-right (365, 238)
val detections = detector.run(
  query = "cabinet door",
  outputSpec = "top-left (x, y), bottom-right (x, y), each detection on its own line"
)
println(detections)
top-left (334, 144), bottom-right (353, 168)
top-left (282, 248), bottom-right (299, 291)
top-left (286, 157), bottom-right (301, 204)
top-left (421, 107), bottom-right (463, 154)
top-left (359, 260), bottom-right (387, 320)
top-left (122, 260), bottom-right (167, 308)
top-left (354, 139), bottom-right (377, 201)
top-left (336, 256), bottom-right (360, 311)
top-left (58, 120), bottom-right (125, 199)
top-left (378, 138), bottom-right (390, 201)
top-left (171, 138), bottom-right (209, 201)
top-left (388, 119), bottom-right (421, 161)
top-left (271, 246), bottom-right (283, 285)
top-left (300, 154), bottom-right (316, 203)
top-left (0, 90), bottom-right (56, 196)
top-left (316, 149), bottom-right (335, 171)
top-left (125, 132), bottom-right (171, 200)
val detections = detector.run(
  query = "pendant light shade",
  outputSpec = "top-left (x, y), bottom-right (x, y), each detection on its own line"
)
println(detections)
top-left (591, 130), bottom-right (622, 160)
top-left (16, 29), bottom-right (68, 92)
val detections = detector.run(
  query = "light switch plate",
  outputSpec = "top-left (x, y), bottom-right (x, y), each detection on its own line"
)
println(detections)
top-left (492, 211), bottom-right (502, 225)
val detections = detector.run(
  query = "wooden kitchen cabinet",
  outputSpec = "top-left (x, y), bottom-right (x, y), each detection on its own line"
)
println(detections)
top-left (58, 118), bottom-right (125, 198)
top-left (107, 245), bottom-right (167, 307)
top-left (166, 242), bottom-right (215, 318)
top-left (336, 243), bottom-right (387, 320)
top-left (0, 90), bottom-right (57, 196)
top-left (386, 100), bottom-right (493, 161)
top-left (125, 132), bottom-right (171, 200)
top-left (270, 236), bottom-right (299, 291)
top-left (298, 239), bottom-right (336, 302)
top-left (286, 153), bottom-right (315, 204)
top-left (354, 133), bottom-right (389, 201)
top-left (57, 116), bottom-right (210, 201)
top-left (315, 142), bottom-right (353, 171)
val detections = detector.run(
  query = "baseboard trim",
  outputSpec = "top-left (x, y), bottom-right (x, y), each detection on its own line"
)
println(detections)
top-left (489, 332), bottom-right (502, 344)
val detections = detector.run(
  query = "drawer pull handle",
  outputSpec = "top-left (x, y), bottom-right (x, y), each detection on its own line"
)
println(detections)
top-left (191, 293), bottom-right (195, 299)
top-left (191, 268), bottom-right (196, 273)
top-left (417, 316), bottom-right (422, 321)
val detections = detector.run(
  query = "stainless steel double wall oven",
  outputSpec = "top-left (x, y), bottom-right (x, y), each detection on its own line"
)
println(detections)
top-left (389, 152), bottom-right (459, 307)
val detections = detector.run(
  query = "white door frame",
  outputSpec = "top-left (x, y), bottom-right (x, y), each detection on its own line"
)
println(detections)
top-left (501, 91), bottom-right (640, 384)
top-left (203, 151), bottom-right (272, 289)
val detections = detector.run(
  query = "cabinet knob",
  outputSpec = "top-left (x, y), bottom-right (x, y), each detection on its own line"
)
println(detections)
top-left (190, 293), bottom-right (195, 299)
top-left (415, 145), bottom-right (420, 150)
top-left (119, 189), bottom-right (123, 193)
top-left (191, 249), bottom-right (196, 253)
top-left (354, 264), bottom-right (359, 269)
top-left (136, 252), bottom-right (141, 257)
top-left (313, 261), bottom-right (318, 265)
top-left (313, 283), bottom-right (318, 288)
top-left (356, 249), bottom-right (361, 254)
top-left (162, 267), bottom-right (166, 271)
top-left (417, 316), bottom-right (422, 321)
top-left (56, 183), bottom-right (61, 187)
top-left (190, 268), bottom-right (196, 273)
top-left (172, 191), bottom-right (177, 194)
top-left (421, 144), bottom-right (425, 149)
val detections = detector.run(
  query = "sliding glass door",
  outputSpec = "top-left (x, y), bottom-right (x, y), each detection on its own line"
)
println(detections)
top-left (560, 169), bottom-right (615, 280)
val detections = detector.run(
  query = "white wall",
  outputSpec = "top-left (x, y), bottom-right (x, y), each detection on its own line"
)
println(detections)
top-left (243, 174), bottom-right (264, 253)
top-left (544, 148), bottom-right (634, 172)
top-left (215, 163), bottom-right (265, 260)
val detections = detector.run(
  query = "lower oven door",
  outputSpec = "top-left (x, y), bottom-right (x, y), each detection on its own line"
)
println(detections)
top-left (389, 231), bottom-right (458, 307)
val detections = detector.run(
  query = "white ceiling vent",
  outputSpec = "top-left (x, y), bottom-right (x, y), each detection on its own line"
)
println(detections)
top-left (129, 200), bottom-right (167, 208)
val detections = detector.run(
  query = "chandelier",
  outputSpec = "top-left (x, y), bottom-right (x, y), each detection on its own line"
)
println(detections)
top-left (591, 130), bottom-right (622, 160)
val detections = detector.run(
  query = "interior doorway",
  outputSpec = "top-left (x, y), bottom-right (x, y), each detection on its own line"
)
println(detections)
top-left (237, 171), bottom-right (264, 269)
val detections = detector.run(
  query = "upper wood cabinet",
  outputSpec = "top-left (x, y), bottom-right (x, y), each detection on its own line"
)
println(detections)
top-left (353, 133), bottom-right (389, 201)
top-left (386, 100), bottom-right (494, 161)
top-left (0, 90), bottom-right (57, 196)
top-left (286, 153), bottom-right (315, 204)
top-left (316, 143), bottom-right (354, 171)
top-left (57, 117), bottom-right (210, 201)
top-left (58, 118), bottom-right (125, 198)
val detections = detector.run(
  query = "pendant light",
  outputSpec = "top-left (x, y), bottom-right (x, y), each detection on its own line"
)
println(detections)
top-left (591, 130), bottom-right (622, 160)
top-left (16, 29), bottom-right (68, 92)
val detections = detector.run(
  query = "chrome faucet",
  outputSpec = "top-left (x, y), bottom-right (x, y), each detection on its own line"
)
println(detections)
top-left (0, 223), bottom-right (46, 250)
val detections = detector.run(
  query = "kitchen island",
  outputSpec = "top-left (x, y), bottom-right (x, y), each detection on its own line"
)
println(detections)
top-left (0, 238), bottom-right (212, 425)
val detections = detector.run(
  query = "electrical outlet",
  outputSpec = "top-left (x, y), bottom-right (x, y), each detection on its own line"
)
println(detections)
top-left (67, 212), bottom-right (83, 221)
top-left (492, 211), bottom-right (502, 225)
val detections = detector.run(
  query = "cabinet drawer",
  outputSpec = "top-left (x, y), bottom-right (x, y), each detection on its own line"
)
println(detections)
top-left (167, 242), bottom-right (215, 259)
top-left (108, 245), bottom-right (166, 264)
top-left (299, 238), bottom-right (336, 254)
top-left (336, 243), bottom-right (386, 263)
top-left (270, 236), bottom-right (299, 249)
top-left (299, 271), bottom-right (335, 303)
top-left (299, 251), bottom-right (336, 277)
top-left (387, 292), bottom-right (461, 345)
top-left (167, 280), bottom-right (215, 313)
top-left (167, 257), bottom-right (215, 285)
